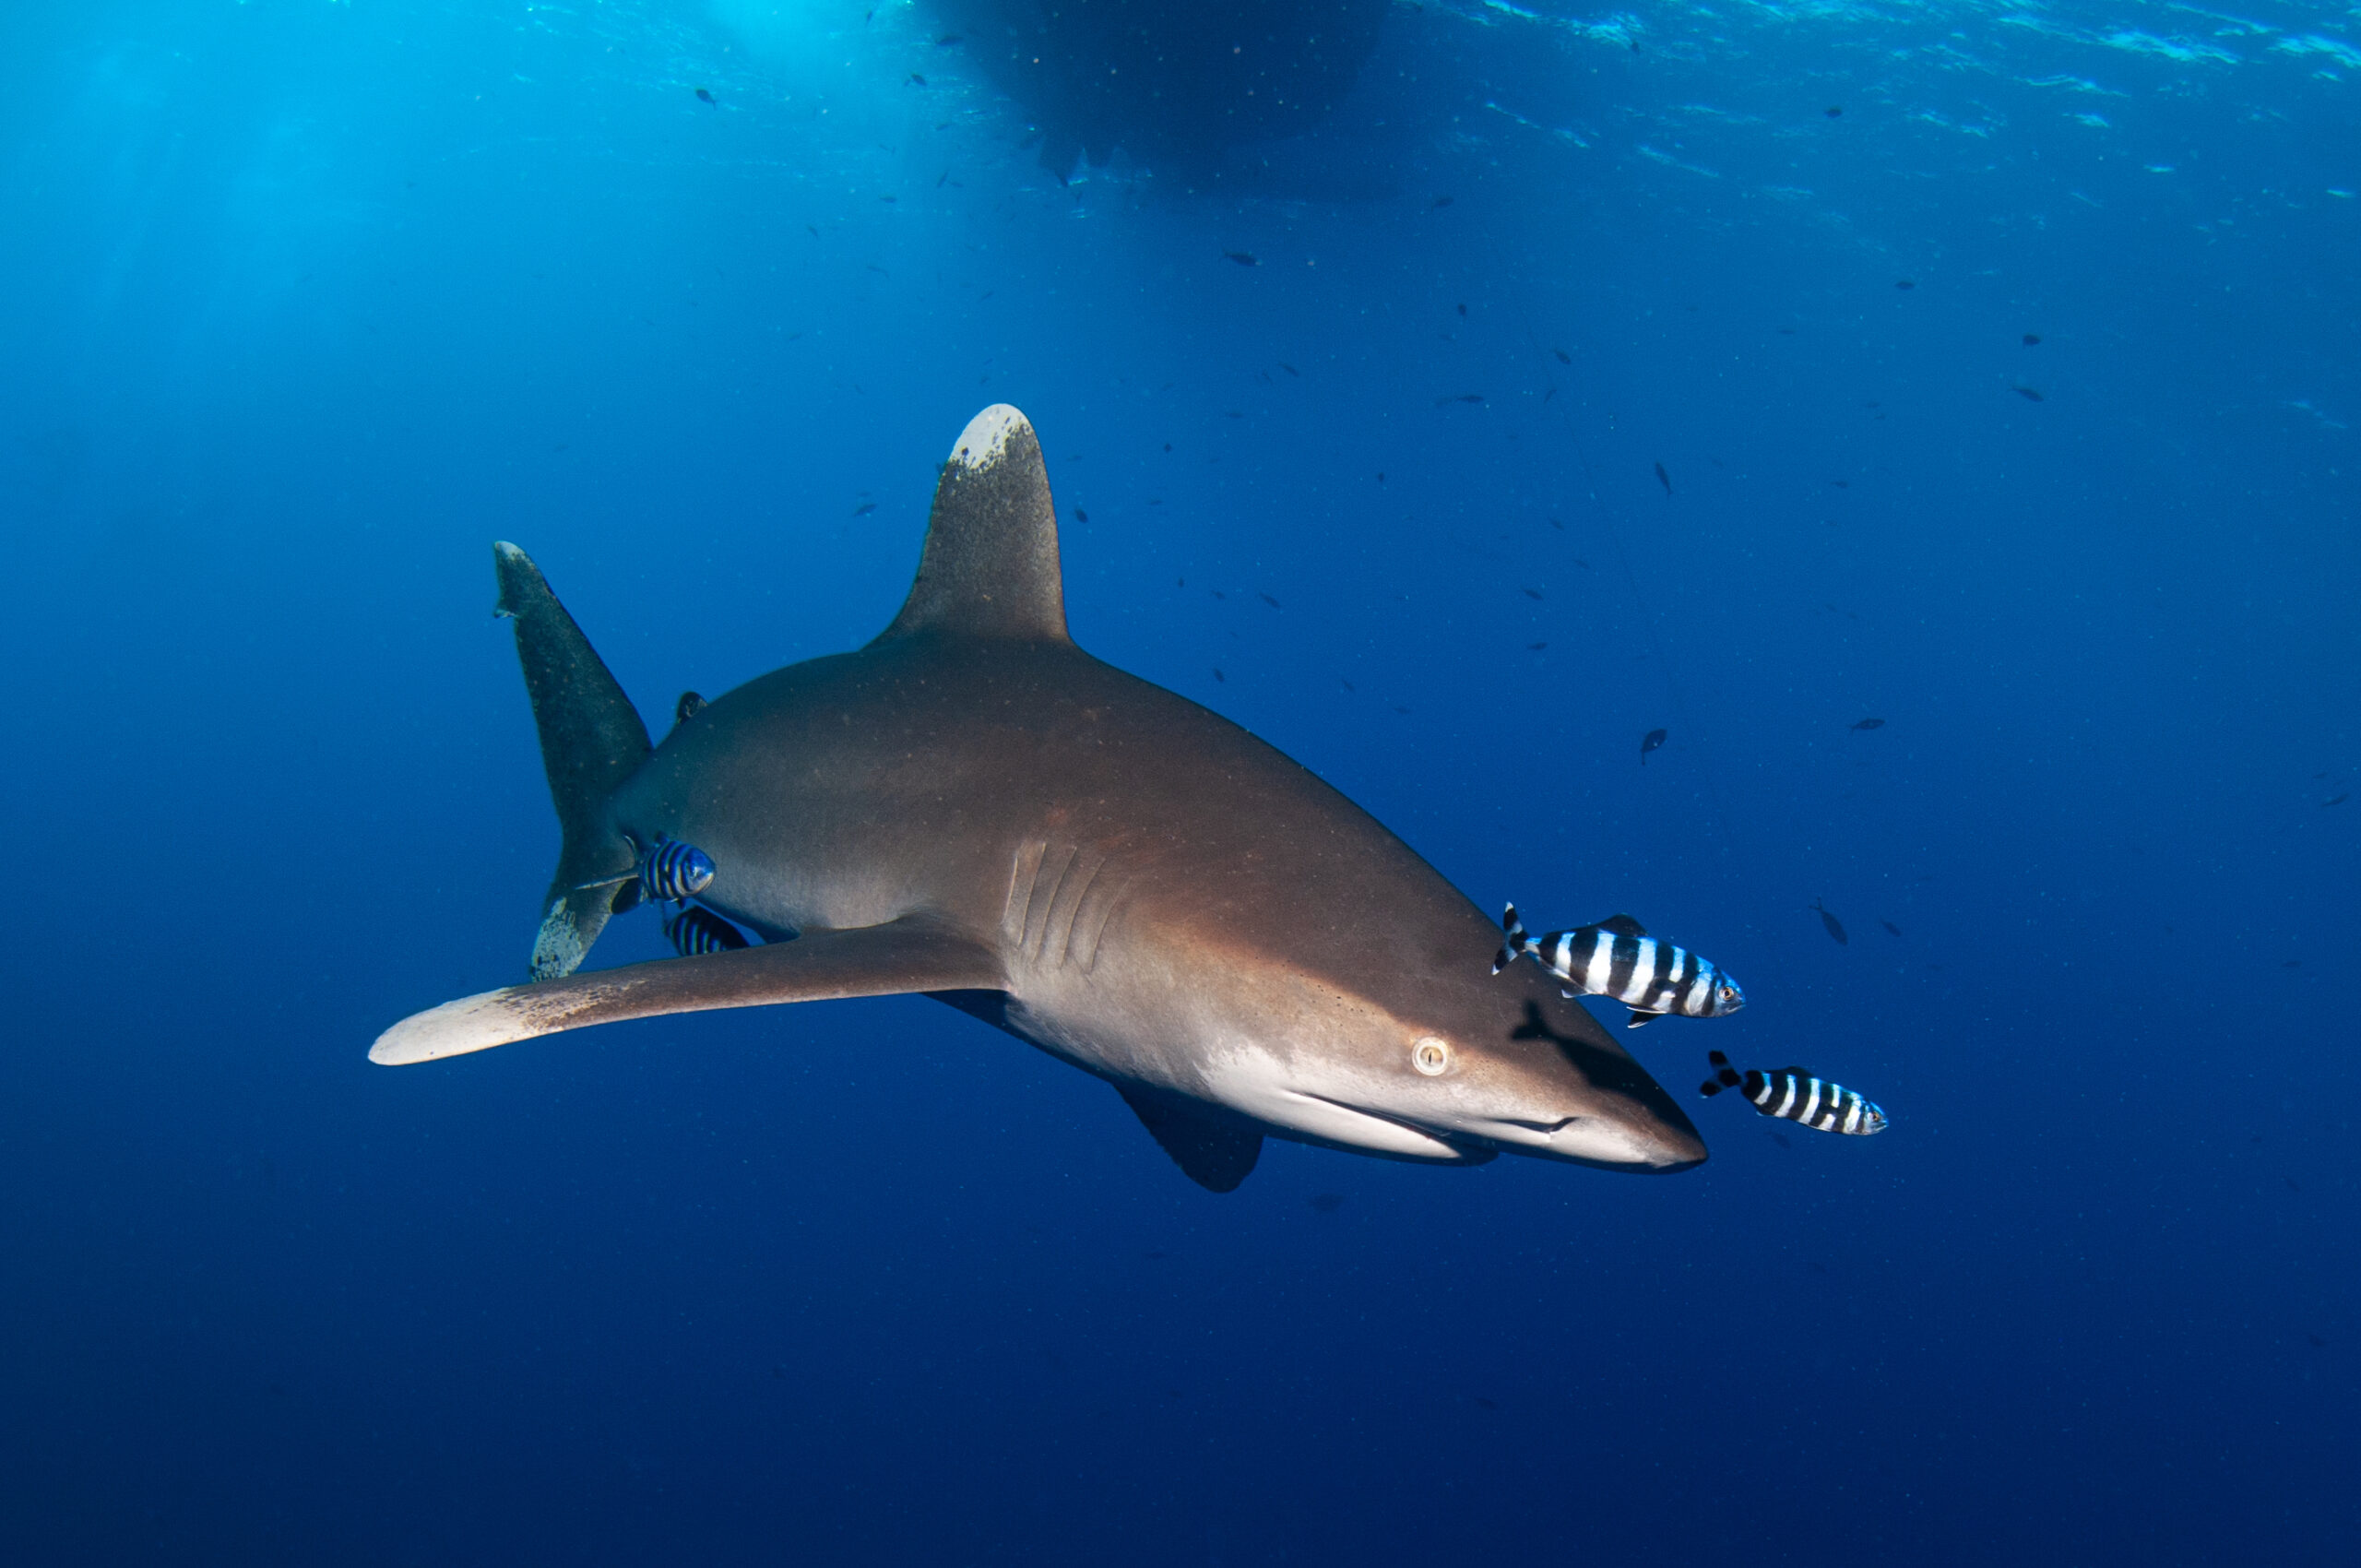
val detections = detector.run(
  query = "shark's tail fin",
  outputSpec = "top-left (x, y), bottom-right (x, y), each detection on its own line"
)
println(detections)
top-left (1699, 1050), bottom-right (1743, 1098)
top-left (1493, 903), bottom-right (1532, 976)
top-left (492, 542), bottom-right (651, 980)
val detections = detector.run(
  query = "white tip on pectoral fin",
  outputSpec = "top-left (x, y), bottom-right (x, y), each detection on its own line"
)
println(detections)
top-left (370, 916), bottom-right (1009, 1066)
top-left (372, 990), bottom-right (541, 1065)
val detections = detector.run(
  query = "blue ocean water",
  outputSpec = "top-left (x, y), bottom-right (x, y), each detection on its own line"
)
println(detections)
top-left (2, 0), bottom-right (2354, 1561)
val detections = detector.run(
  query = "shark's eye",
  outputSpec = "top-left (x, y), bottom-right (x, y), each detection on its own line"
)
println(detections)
top-left (1411, 1037), bottom-right (1452, 1075)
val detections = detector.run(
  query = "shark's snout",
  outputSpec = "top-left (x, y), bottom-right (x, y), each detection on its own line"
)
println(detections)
top-left (1543, 1102), bottom-right (1708, 1172)
top-left (1433, 1085), bottom-right (1706, 1171)
top-left (1440, 986), bottom-right (1710, 1172)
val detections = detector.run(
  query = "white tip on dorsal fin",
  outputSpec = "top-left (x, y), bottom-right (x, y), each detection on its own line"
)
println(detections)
top-left (949, 403), bottom-right (1028, 471)
top-left (873, 404), bottom-right (1071, 646)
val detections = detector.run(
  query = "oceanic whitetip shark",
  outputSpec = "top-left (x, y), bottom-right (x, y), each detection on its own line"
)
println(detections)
top-left (373, 406), bottom-right (1707, 1190)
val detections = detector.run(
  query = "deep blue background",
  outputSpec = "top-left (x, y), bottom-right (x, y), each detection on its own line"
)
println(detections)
top-left (2, 2), bottom-right (2354, 1562)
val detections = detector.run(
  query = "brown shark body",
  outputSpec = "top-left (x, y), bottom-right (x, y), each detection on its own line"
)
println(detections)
top-left (372, 407), bottom-right (1706, 1189)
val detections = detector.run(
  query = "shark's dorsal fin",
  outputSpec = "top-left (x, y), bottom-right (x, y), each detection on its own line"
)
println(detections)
top-left (875, 405), bottom-right (1070, 645)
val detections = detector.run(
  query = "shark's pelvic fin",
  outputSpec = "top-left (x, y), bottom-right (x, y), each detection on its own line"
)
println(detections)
top-left (873, 405), bottom-right (1071, 646)
top-left (1114, 1082), bottom-right (1264, 1193)
top-left (371, 915), bottom-right (1007, 1065)
top-left (492, 542), bottom-right (651, 980)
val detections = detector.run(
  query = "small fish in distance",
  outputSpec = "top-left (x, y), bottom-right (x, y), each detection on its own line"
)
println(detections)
top-left (1554, 348), bottom-right (1572, 365)
top-left (1437, 393), bottom-right (1484, 405)
top-left (1641, 728), bottom-right (1667, 764)
top-left (1702, 1051), bottom-right (1886, 1135)
top-left (694, 88), bottom-right (716, 106)
top-left (1811, 898), bottom-right (1848, 944)
top-left (1654, 461), bottom-right (1672, 496)
top-left (1224, 250), bottom-right (1258, 267)
top-left (1496, 907), bottom-right (1744, 1028)
top-left (908, 73), bottom-right (927, 86)
top-left (665, 904), bottom-right (749, 957)
top-left (1850, 717), bottom-right (1885, 731)
top-left (2023, 333), bottom-right (2042, 346)
top-left (853, 501), bottom-right (876, 516)
top-left (1880, 920), bottom-right (1901, 937)
top-left (1278, 362), bottom-right (1299, 376)
top-left (2013, 385), bottom-right (2045, 401)
top-left (2326, 794), bottom-right (2349, 807)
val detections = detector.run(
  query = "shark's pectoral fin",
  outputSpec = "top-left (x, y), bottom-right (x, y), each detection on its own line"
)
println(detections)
top-left (372, 916), bottom-right (1004, 1066)
top-left (1114, 1083), bottom-right (1264, 1194)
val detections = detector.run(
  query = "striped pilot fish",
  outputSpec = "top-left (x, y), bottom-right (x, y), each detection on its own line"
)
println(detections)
top-left (1493, 906), bottom-right (1744, 1028)
top-left (637, 837), bottom-right (717, 902)
top-left (1700, 1051), bottom-right (1887, 1136)
top-left (570, 836), bottom-right (718, 911)
top-left (664, 903), bottom-right (749, 957)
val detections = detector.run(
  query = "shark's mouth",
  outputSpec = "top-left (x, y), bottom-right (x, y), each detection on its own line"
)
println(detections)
top-left (1301, 1092), bottom-right (1687, 1170)
top-left (1441, 1111), bottom-right (1585, 1145)
top-left (1203, 1043), bottom-right (1582, 1163)
top-left (1286, 1092), bottom-right (1491, 1162)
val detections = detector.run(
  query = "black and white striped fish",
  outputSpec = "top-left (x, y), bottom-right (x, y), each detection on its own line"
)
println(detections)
top-left (1700, 1051), bottom-right (1887, 1135)
top-left (664, 903), bottom-right (748, 957)
top-left (570, 835), bottom-right (718, 909)
top-left (1492, 906), bottom-right (1743, 1028)
top-left (638, 837), bottom-right (716, 902)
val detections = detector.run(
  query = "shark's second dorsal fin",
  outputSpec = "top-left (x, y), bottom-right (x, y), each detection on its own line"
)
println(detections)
top-left (875, 405), bottom-right (1070, 645)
